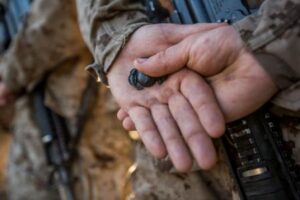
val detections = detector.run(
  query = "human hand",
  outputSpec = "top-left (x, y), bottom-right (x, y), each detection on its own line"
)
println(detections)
top-left (108, 24), bottom-right (225, 171)
top-left (134, 25), bottom-right (278, 122)
top-left (0, 77), bottom-right (15, 106)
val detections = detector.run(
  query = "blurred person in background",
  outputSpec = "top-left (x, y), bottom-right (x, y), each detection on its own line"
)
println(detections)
top-left (0, 0), bottom-right (133, 199)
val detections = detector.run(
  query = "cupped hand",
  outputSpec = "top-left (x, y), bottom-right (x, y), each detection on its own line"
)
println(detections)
top-left (134, 25), bottom-right (278, 122)
top-left (107, 24), bottom-right (225, 171)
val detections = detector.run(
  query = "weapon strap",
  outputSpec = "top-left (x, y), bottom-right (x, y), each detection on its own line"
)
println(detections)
top-left (69, 75), bottom-right (99, 159)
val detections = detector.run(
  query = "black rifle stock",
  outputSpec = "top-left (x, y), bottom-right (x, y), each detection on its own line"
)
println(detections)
top-left (143, 0), bottom-right (300, 199)
top-left (32, 76), bottom-right (98, 200)
top-left (32, 80), bottom-right (75, 200)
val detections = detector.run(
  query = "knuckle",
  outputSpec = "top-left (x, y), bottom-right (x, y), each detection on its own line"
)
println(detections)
top-left (153, 50), bottom-right (169, 73)
top-left (194, 99), bottom-right (212, 116)
top-left (140, 128), bottom-right (156, 139)
top-left (157, 50), bottom-right (167, 62)
top-left (159, 24), bottom-right (173, 44)
top-left (164, 134), bottom-right (181, 145)
top-left (159, 87), bottom-right (174, 102)
top-left (145, 97), bottom-right (158, 107)
top-left (160, 114), bottom-right (174, 124)
top-left (185, 129), bottom-right (201, 144)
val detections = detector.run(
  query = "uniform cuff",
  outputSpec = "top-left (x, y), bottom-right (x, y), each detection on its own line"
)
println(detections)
top-left (88, 21), bottom-right (148, 85)
top-left (254, 53), bottom-right (294, 89)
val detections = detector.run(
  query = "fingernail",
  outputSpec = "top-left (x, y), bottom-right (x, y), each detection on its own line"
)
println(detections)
top-left (135, 58), bottom-right (148, 64)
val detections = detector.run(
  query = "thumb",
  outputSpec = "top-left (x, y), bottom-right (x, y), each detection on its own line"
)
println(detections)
top-left (134, 23), bottom-right (227, 77)
top-left (134, 41), bottom-right (189, 77)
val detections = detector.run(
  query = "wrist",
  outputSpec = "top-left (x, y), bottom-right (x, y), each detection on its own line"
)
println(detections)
top-left (88, 23), bottom-right (149, 85)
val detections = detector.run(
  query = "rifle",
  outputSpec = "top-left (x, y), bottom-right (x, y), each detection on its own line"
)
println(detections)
top-left (32, 76), bottom-right (98, 200)
top-left (32, 79), bottom-right (75, 200)
top-left (138, 1), bottom-right (300, 199)
top-left (0, 1), bottom-right (98, 199)
top-left (1, 1), bottom-right (99, 199)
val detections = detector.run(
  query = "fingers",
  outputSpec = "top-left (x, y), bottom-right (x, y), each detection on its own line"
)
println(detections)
top-left (117, 109), bottom-right (136, 130)
top-left (128, 106), bottom-right (167, 158)
top-left (117, 109), bottom-right (128, 121)
top-left (134, 23), bottom-right (226, 77)
top-left (150, 104), bottom-right (193, 171)
top-left (168, 94), bottom-right (217, 170)
top-left (118, 104), bottom-right (194, 171)
top-left (135, 25), bottom-right (241, 78)
top-left (122, 117), bottom-right (136, 131)
top-left (181, 74), bottom-right (225, 138)
top-left (134, 40), bottom-right (189, 77)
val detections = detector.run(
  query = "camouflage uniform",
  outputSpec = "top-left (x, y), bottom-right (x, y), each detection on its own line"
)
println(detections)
top-left (0, 106), bottom-right (12, 200)
top-left (77, 0), bottom-right (300, 199)
top-left (0, 0), bottom-right (132, 200)
top-left (0, 0), bottom-right (14, 196)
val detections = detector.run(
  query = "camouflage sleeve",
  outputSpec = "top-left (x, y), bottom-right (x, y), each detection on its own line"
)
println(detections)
top-left (233, 0), bottom-right (300, 112)
top-left (0, 0), bottom-right (86, 93)
top-left (233, 0), bottom-right (300, 90)
top-left (76, 0), bottom-right (149, 84)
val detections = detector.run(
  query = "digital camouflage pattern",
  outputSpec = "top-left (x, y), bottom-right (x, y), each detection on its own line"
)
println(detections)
top-left (0, 0), bottom-right (133, 199)
top-left (233, 1), bottom-right (300, 189)
top-left (76, 0), bottom-right (149, 85)
top-left (233, 0), bottom-right (300, 105)
top-left (78, 0), bottom-right (300, 199)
